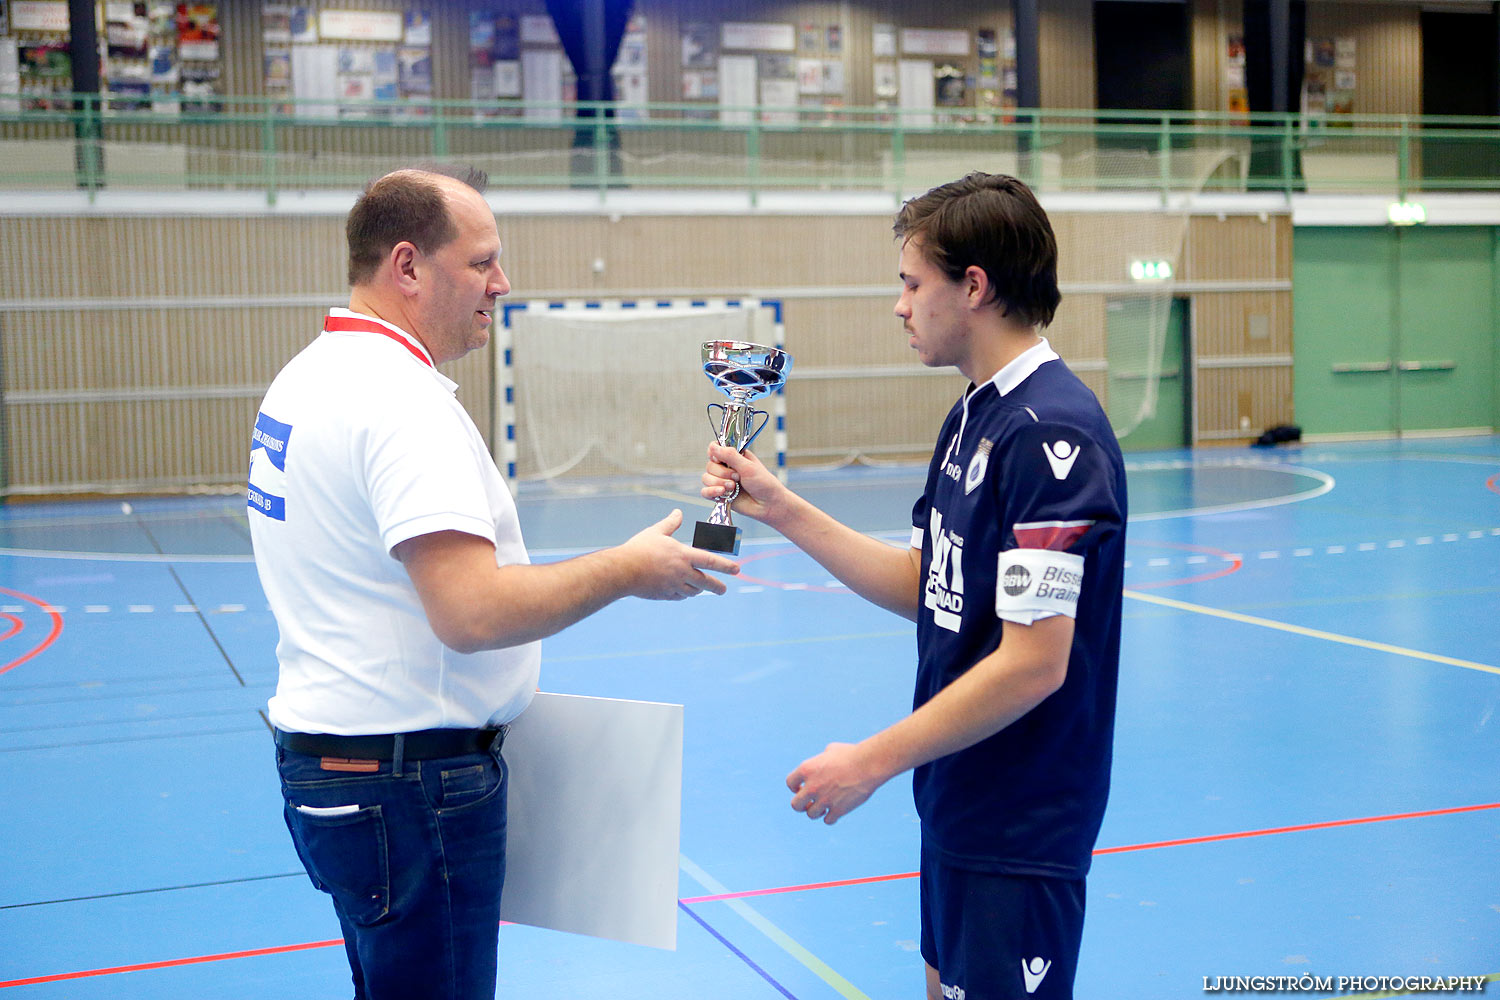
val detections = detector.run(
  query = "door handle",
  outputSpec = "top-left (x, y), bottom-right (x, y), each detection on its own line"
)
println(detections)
top-left (1331, 361), bottom-right (1392, 373)
top-left (1397, 360), bottom-right (1456, 372)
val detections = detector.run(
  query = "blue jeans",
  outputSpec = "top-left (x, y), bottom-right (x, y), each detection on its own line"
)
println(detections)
top-left (276, 739), bottom-right (508, 1000)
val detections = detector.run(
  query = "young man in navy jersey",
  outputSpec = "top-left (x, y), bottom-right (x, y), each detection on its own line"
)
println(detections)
top-left (702, 172), bottom-right (1126, 1000)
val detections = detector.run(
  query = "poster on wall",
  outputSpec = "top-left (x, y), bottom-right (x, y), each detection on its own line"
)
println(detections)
top-left (263, 4), bottom-right (292, 43)
top-left (290, 6), bottom-right (318, 43)
top-left (612, 12), bottom-right (648, 116)
top-left (292, 43), bottom-right (338, 118)
top-left (899, 58), bottom-right (934, 128)
top-left (0, 40), bottom-right (19, 112)
top-left (1301, 35), bottom-right (1353, 118)
top-left (873, 22), bottom-right (896, 58)
top-left (522, 47), bottom-right (563, 120)
top-left (11, 1), bottom-right (70, 32)
top-left (874, 60), bottom-right (897, 105)
top-left (717, 52), bottom-right (754, 124)
top-left (901, 28), bottom-right (969, 57)
top-left (682, 22), bottom-right (715, 68)
top-left (405, 11), bottom-right (431, 47)
top-left (934, 63), bottom-right (965, 108)
top-left (1226, 34), bottom-right (1248, 118)
top-left (722, 21), bottom-right (795, 52)
top-left (399, 46), bottom-right (432, 96)
top-left (520, 13), bottom-right (558, 46)
top-left (177, 3), bottom-right (220, 61)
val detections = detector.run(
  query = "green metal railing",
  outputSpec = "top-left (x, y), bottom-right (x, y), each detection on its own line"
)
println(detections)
top-left (2, 93), bottom-right (1498, 204)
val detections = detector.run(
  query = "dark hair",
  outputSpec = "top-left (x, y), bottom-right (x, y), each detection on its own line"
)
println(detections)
top-left (345, 164), bottom-right (490, 286)
top-left (893, 172), bottom-right (1060, 328)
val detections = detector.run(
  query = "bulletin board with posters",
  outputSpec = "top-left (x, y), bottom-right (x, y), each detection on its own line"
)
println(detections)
top-left (794, 18), bottom-right (843, 123)
top-left (469, 9), bottom-right (573, 120)
top-left (99, 2), bottom-right (222, 114)
top-left (0, 2), bottom-right (225, 113)
top-left (263, 4), bottom-right (433, 119)
top-left (1302, 35), bottom-right (1355, 118)
top-left (4, 0), bottom-right (73, 109)
top-left (874, 23), bottom-right (1016, 125)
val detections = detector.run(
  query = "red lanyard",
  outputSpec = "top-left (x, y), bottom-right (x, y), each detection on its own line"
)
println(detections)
top-left (323, 315), bottom-right (432, 368)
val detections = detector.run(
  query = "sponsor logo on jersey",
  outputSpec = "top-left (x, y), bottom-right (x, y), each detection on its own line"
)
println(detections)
top-left (1042, 439), bottom-right (1081, 480)
top-left (1022, 957), bottom-right (1052, 993)
top-left (942, 433), bottom-right (962, 482)
top-left (940, 983), bottom-right (966, 1000)
top-left (1002, 562), bottom-right (1032, 597)
top-left (248, 410), bottom-right (292, 521)
top-left (923, 508), bottom-right (964, 632)
top-left (964, 437), bottom-right (992, 494)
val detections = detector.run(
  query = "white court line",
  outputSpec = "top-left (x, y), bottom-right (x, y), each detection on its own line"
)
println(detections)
top-left (1125, 590), bottom-right (1500, 677)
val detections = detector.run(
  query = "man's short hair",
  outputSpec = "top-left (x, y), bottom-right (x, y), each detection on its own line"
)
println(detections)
top-left (893, 172), bottom-right (1061, 328)
top-left (345, 164), bottom-right (490, 287)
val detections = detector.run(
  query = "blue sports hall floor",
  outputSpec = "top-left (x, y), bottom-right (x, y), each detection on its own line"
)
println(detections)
top-left (0, 436), bottom-right (1496, 998)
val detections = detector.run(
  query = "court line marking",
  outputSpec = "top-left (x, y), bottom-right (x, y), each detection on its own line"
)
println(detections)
top-left (1123, 590), bottom-right (1500, 676)
top-left (0, 586), bottom-right (64, 676)
top-left (677, 902), bottom-right (800, 1000)
top-left (680, 854), bottom-right (874, 1000)
top-left (679, 800), bottom-right (1500, 905)
top-left (6, 801), bottom-right (1496, 990)
top-left (1126, 464), bottom-right (1335, 523)
top-left (0, 939), bottom-right (346, 988)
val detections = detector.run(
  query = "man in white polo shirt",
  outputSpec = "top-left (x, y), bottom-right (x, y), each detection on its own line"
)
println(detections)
top-left (247, 165), bottom-right (739, 1000)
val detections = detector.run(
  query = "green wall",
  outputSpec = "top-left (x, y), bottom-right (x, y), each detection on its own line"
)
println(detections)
top-left (1293, 226), bottom-right (1497, 437)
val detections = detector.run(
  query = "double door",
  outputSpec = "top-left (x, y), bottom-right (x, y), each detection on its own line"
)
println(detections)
top-left (1293, 227), bottom-right (1494, 437)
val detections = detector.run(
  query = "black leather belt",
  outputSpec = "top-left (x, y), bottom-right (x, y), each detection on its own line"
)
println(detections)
top-left (274, 726), bottom-right (505, 761)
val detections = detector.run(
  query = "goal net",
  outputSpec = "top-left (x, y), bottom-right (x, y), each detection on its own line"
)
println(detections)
top-left (497, 299), bottom-right (785, 486)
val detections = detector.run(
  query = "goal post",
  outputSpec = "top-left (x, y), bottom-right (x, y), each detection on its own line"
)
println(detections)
top-left (496, 298), bottom-right (786, 487)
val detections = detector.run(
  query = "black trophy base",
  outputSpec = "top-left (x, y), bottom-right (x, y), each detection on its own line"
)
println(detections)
top-left (693, 520), bottom-right (741, 555)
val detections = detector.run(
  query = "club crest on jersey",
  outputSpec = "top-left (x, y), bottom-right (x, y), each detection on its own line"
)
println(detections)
top-left (964, 438), bottom-right (992, 494)
top-left (1042, 439), bottom-right (1081, 480)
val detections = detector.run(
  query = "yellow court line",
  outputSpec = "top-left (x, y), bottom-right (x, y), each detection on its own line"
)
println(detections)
top-left (679, 855), bottom-right (874, 1000)
top-left (1125, 590), bottom-right (1500, 677)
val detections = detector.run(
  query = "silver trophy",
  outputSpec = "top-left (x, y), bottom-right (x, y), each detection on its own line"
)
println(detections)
top-left (693, 340), bottom-right (793, 555)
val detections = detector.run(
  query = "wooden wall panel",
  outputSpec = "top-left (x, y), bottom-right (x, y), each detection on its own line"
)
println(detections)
top-left (1040, 0), bottom-right (1095, 111)
top-left (1194, 292), bottom-right (1293, 357)
top-left (1195, 365), bottom-right (1294, 439)
top-left (1185, 214), bottom-right (1291, 282)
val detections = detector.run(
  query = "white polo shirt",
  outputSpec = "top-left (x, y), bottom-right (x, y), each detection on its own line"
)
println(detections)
top-left (249, 308), bottom-right (539, 735)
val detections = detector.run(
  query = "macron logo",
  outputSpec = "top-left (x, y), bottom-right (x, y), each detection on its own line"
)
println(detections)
top-left (1022, 957), bottom-right (1052, 994)
top-left (1042, 440), bottom-right (1080, 480)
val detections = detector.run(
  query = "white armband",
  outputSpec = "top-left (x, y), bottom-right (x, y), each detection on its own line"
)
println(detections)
top-left (995, 548), bottom-right (1085, 624)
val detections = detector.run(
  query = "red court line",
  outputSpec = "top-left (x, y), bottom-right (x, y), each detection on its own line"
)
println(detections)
top-left (1126, 540), bottom-right (1243, 590)
top-left (0, 939), bottom-right (344, 988)
top-left (680, 800), bottom-right (1500, 905)
top-left (1486, 473), bottom-right (1499, 495)
top-left (735, 545), bottom-right (850, 593)
top-left (0, 614), bottom-right (22, 644)
top-left (1092, 799), bottom-right (1500, 856)
top-left (0, 586), bottom-right (64, 676)
top-left (8, 802), bottom-right (1500, 989)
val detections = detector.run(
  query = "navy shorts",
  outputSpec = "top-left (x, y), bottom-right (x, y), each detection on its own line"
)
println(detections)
top-left (919, 840), bottom-right (1086, 1000)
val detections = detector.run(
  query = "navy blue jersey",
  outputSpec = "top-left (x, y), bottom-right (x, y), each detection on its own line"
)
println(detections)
top-left (910, 343), bottom-right (1127, 877)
